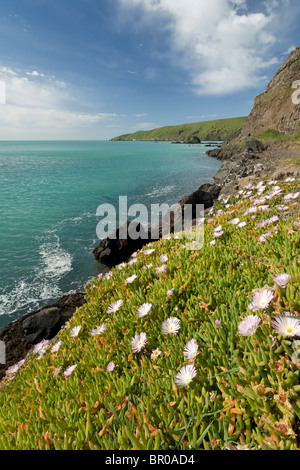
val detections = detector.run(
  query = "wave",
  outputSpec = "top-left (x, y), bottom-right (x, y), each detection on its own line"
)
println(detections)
top-left (145, 185), bottom-right (175, 198)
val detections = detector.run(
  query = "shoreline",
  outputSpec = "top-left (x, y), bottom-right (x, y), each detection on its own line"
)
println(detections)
top-left (0, 138), bottom-right (299, 379)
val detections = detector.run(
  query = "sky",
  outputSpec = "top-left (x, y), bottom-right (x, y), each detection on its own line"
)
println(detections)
top-left (0, 0), bottom-right (299, 140)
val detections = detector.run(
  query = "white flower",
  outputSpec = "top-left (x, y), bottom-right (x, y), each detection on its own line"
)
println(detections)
top-left (117, 262), bottom-right (126, 270)
top-left (273, 274), bottom-right (291, 288)
top-left (51, 341), bottom-right (62, 353)
top-left (162, 317), bottom-right (181, 335)
top-left (125, 274), bottom-right (137, 284)
top-left (144, 249), bottom-right (155, 255)
top-left (107, 299), bottom-right (123, 314)
top-left (238, 315), bottom-right (261, 336)
top-left (272, 314), bottom-right (300, 337)
top-left (175, 365), bottom-right (197, 386)
top-left (151, 349), bottom-right (162, 360)
top-left (70, 326), bottom-right (81, 337)
top-left (259, 231), bottom-right (272, 242)
top-left (248, 288), bottom-right (274, 311)
top-left (131, 332), bottom-right (147, 353)
top-left (183, 339), bottom-right (198, 361)
top-left (64, 364), bottom-right (77, 377)
top-left (213, 230), bottom-right (224, 238)
top-left (160, 254), bottom-right (168, 262)
top-left (228, 218), bottom-right (240, 225)
top-left (237, 221), bottom-right (247, 228)
top-left (33, 339), bottom-right (50, 355)
top-left (91, 324), bottom-right (106, 336)
top-left (155, 264), bottom-right (167, 274)
top-left (137, 303), bottom-right (152, 318)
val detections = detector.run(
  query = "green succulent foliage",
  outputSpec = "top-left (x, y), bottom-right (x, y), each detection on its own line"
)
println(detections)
top-left (0, 178), bottom-right (299, 450)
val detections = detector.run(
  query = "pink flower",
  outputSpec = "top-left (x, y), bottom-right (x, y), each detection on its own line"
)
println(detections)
top-left (238, 315), bottom-right (261, 336)
top-left (273, 274), bottom-right (291, 288)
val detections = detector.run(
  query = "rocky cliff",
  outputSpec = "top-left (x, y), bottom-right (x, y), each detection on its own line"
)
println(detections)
top-left (242, 46), bottom-right (300, 136)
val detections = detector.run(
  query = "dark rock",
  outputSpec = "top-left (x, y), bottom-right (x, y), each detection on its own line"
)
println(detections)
top-left (184, 136), bottom-right (201, 144)
top-left (0, 293), bottom-right (86, 380)
top-left (93, 221), bottom-right (150, 267)
top-left (244, 139), bottom-right (265, 153)
top-left (178, 183), bottom-right (221, 219)
top-left (22, 307), bottom-right (61, 344)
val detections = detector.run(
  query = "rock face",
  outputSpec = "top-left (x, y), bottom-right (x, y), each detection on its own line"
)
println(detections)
top-left (0, 293), bottom-right (86, 380)
top-left (93, 183), bottom-right (221, 267)
top-left (93, 221), bottom-right (150, 267)
top-left (242, 46), bottom-right (300, 136)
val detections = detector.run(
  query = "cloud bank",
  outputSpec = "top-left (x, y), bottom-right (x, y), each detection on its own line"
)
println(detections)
top-left (119, 0), bottom-right (282, 94)
top-left (0, 67), bottom-right (118, 139)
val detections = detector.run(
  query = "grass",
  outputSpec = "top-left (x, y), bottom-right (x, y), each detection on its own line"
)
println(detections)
top-left (0, 178), bottom-right (299, 450)
top-left (111, 117), bottom-right (247, 142)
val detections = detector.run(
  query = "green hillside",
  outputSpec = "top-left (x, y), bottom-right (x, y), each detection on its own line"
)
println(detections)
top-left (111, 117), bottom-right (247, 142)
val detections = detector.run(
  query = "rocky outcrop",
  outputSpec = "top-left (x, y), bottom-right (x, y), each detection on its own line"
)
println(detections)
top-left (0, 293), bottom-right (86, 380)
top-left (242, 46), bottom-right (300, 136)
top-left (93, 221), bottom-right (150, 267)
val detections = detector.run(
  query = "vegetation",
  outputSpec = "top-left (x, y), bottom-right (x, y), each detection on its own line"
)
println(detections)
top-left (111, 117), bottom-right (247, 142)
top-left (0, 178), bottom-right (299, 450)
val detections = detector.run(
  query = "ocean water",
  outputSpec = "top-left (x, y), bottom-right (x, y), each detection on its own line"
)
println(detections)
top-left (0, 140), bottom-right (222, 330)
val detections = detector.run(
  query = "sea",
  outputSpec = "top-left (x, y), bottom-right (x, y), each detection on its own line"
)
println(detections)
top-left (0, 140), bottom-right (222, 330)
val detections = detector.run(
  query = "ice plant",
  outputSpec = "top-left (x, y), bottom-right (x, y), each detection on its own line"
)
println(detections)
top-left (213, 230), bottom-right (224, 239)
top-left (64, 365), bottom-right (77, 377)
top-left (107, 299), bottom-right (123, 314)
top-left (175, 365), bottom-right (197, 386)
top-left (107, 361), bottom-right (115, 372)
top-left (183, 339), bottom-right (198, 361)
top-left (259, 231), bottom-right (272, 242)
top-left (144, 249), bottom-right (155, 255)
top-left (91, 324), bottom-right (106, 336)
top-left (162, 317), bottom-right (181, 335)
top-left (248, 288), bottom-right (274, 311)
top-left (137, 302), bottom-right (152, 318)
top-left (271, 314), bottom-right (300, 337)
top-left (131, 332), bottom-right (147, 353)
top-left (125, 274), bottom-right (137, 284)
top-left (151, 348), bottom-right (162, 360)
top-left (273, 274), bottom-right (291, 288)
top-left (160, 254), bottom-right (168, 262)
top-left (238, 315), bottom-right (261, 336)
top-left (237, 221), bottom-right (246, 228)
top-left (70, 326), bottom-right (81, 338)
top-left (51, 341), bottom-right (62, 353)
top-left (155, 264), bottom-right (167, 275)
top-left (228, 218), bottom-right (240, 225)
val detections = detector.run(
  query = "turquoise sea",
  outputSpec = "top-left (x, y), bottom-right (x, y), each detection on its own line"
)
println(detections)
top-left (0, 140), bottom-right (222, 330)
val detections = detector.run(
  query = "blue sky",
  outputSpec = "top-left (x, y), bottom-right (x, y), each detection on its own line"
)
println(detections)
top-left (0, 0), bottom-right (299, 140)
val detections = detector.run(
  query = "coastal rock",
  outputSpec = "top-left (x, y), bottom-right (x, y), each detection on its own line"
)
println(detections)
top-left (93, 221), bottom-right (150, 267)
top-left (184, 136), bottom-right (201, 144)
top-left (244, 138), bottom-right (265, 153)
top-left (178, 183), bottom-right (221, 218)
top-left (242, 46), bottom-right (300, 136)
top-left (0, 293), bottom-right (86, 380)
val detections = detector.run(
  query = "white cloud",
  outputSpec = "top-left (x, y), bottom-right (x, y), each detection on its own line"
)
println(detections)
top-left (0, 66), bottom-right (118, 139)
top-left (119, 0), bottom-right (280, 94)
